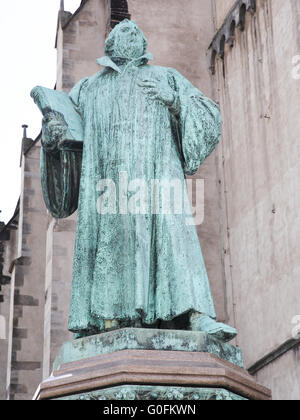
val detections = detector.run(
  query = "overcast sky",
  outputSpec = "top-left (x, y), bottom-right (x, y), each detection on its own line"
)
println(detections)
top-left (0, 0), bottom-right (81, 223)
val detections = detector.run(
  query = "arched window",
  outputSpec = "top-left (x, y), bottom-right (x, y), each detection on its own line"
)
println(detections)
top-left (111, 0), bottom-right (131, 28)
top-left (210, 49), bottom-right (217, 75)
top-left (229, 20), bottom-right (236, 47)
top-left (219, 35), bottom-right (226, 59)
top-left (239, 3), bottom-right (247, 31)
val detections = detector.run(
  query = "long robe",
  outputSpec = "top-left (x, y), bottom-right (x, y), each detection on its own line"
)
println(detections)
top-left (41, 54), bottom-right (222, 334)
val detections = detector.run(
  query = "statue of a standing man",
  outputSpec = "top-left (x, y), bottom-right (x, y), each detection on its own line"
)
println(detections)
top-left (40, 20), bottom-right (237, 342)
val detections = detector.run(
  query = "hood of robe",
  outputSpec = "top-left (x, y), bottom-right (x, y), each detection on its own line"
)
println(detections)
top-left (96, 53), bottom-right (153, 74)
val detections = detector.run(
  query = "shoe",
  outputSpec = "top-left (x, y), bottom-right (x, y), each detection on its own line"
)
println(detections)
top-left (190, 314), bottom-right (237, 342)
top-left (105, 319), bottom-right (120, 332)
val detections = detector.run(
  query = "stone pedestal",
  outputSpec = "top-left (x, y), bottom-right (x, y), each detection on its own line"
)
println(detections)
top-left (34, 328), bottom-right (271, 400)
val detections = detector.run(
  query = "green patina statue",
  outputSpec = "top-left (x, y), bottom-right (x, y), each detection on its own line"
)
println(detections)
top-left (34, 20), bottom-right (237, 342)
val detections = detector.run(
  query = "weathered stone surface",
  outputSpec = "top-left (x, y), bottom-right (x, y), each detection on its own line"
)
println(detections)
top-left (213, 0), bottom-right (300, 399)
top-left (53, 328), bottom-right (244, 371)
top-left (2, 142), bottom-right (49, 401)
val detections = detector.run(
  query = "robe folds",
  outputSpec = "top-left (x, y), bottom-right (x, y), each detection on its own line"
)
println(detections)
top-left (41, 54), bottom-right (222, 334)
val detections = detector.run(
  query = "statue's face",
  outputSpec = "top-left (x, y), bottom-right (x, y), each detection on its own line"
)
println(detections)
top-left (113, 22), bottom-right (145, 59)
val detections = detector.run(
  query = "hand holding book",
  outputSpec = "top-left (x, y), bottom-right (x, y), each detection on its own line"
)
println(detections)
top-left (41, 111), bottom-right (69, 152)
top-left (30, 86), bottom-right (84, 152)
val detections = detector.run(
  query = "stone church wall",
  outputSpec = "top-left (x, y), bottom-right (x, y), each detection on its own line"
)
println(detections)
top-left (213, 0), bottom-right (300, 399)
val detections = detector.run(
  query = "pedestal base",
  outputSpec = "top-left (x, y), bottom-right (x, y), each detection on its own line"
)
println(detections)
top-left (35, 328), bottom-right (271, 401)
top-left (56, 385), bottom-right (247, 401)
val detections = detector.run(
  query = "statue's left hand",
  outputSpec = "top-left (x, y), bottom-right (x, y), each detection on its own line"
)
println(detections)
top-left (138, 78), bottom-right (175, 107)
top-left (42, 112), bottom-right (68, 152)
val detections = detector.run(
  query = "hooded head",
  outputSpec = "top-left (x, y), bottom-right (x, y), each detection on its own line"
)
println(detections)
top-left (104, 19), bottom-right (148, 61)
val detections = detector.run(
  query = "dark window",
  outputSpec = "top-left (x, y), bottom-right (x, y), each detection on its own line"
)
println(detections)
top-left (111, 0), bottom-right (131, 28)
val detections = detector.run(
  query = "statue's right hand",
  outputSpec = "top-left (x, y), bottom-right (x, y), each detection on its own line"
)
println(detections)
top-left (42, 112), bottom-right (68, 150)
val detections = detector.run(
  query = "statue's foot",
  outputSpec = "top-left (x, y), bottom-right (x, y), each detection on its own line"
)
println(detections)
top-left (105, 319), bottom-right (119, 332)
top-left (134, 319), bottom-right (142, 328)
top-left (190, 313), bottom-right (237, 343)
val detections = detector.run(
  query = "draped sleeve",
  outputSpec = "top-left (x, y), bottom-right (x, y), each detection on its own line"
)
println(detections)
top-left (40, 77), bottom-right (89, 219)
top-left (167, 68), bottom-right (222, 176)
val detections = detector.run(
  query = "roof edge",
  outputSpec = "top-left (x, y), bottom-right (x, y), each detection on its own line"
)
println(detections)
top-left (61, 0), bottom-right (90, 31)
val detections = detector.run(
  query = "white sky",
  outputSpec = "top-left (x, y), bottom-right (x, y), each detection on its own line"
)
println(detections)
top-left (0, 0), bottom-right (81, 223)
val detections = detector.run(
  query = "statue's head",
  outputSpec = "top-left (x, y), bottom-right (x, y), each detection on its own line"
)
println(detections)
top-left (105, 19), bottom-right (147, 60)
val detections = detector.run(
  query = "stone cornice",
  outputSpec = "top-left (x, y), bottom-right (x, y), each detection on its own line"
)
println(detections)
top-left (248, 336), bottom-right (300, 376)
top-left (210, 0), bottom-right (256, 74)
